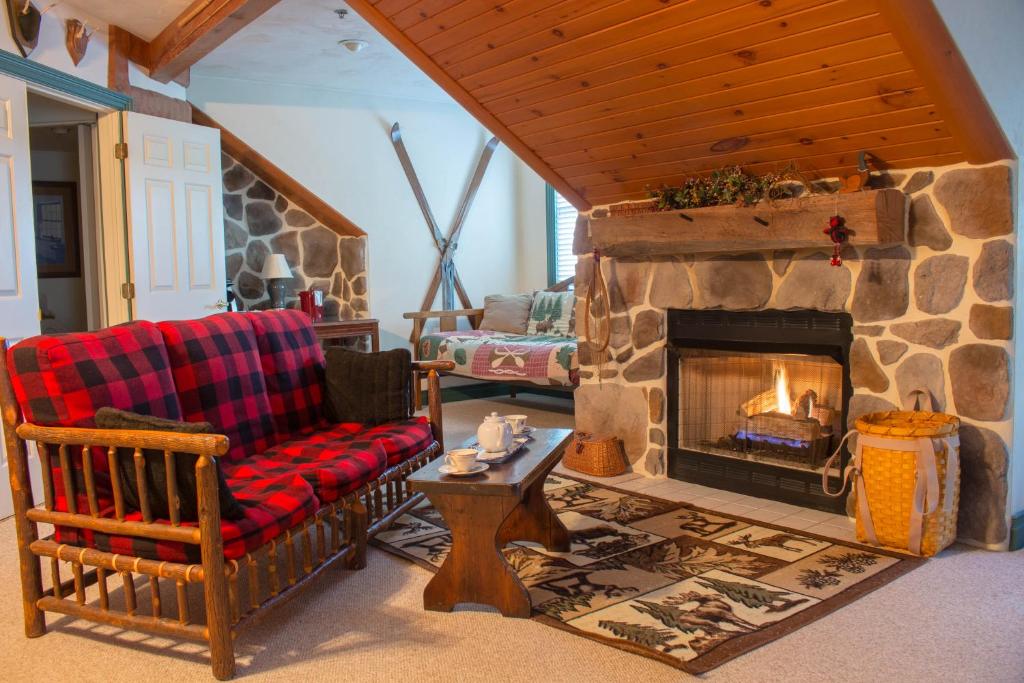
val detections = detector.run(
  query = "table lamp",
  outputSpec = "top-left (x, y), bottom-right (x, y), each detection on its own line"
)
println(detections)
top-left (261, 254), bottom-right (292, 309)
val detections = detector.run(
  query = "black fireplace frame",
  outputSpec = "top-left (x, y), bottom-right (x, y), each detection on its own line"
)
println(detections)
top-left (666, 309), bottom-right (853, 513)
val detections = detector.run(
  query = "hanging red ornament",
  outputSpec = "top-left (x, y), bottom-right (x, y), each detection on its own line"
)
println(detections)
top-left (823, 214), bottom-right (848, 267)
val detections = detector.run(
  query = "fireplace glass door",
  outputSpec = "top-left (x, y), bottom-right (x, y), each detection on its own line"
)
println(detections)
top-left (676, 349), bottom-right (843, 475)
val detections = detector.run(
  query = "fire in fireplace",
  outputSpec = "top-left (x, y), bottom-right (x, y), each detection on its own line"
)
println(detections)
top-left (667, 310), bottom-right (852, 511)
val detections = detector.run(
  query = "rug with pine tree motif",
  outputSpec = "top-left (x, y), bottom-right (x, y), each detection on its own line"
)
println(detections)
top-left (374, 474), bottom-right (922, 673)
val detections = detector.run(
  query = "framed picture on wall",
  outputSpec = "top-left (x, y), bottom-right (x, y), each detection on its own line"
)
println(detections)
top-left (33, 180), bottom-right (81, 278)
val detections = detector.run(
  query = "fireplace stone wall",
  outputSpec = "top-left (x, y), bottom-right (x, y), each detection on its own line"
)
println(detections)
top-left (574, 162), bottom-right (1015, 548)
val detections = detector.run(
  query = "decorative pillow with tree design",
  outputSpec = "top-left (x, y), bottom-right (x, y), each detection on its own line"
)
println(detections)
top-left (526, 291), bottom-right (575, 337)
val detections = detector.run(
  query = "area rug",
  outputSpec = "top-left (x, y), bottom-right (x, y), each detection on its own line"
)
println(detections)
top-left (374, 474), bottom-right (923, 673)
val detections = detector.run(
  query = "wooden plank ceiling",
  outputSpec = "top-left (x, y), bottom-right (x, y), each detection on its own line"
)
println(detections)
top-left (347, 0), bottom-right (1009, 210)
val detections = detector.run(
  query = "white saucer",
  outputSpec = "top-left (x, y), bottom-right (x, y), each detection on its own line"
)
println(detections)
top-left (439, 462), bottom-right (489, 476)
top-left (514, 426), bottom-right (536, 435)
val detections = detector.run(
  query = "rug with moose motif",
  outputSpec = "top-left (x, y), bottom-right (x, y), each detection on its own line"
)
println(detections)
top-left (374, 474), bottom-right (922, 673)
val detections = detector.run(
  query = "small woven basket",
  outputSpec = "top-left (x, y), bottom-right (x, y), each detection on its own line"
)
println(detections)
top-left (854, 409), bottom-right (960, 557)
top-left (563, 432), bottom-right (628, 477)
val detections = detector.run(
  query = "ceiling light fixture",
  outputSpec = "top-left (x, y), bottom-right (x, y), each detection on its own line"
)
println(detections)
top-left (338, 38), bottom-right (368, 53)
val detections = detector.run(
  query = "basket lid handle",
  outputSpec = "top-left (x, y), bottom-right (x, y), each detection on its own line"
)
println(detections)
top-left (902, 389), bottom-right (934, 412)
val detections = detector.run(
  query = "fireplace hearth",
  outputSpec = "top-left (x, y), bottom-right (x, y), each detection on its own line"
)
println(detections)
top-left (667, 309), bottom-right (853, 512)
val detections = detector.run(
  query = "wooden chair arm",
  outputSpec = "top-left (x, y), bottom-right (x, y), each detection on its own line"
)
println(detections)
top-left (402, 308), bottom-right (484, 320)
top-left (412, 360), bottom-right (456, 372)
top-left (546, 276), bottom-right (575, 292)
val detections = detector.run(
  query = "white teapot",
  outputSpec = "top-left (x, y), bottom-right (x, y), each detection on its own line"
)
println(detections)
top-left (478, 412), bottom-right (513, 453)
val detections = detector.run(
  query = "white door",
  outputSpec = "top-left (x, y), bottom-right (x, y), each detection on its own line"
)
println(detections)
top-left (122, 111), bottom-right (225, 321)
top-left (0, 74), bottom-right (40, 518)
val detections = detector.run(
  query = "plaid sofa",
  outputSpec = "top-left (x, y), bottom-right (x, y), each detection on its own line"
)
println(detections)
top-left (5, 311), bottom-right (436, 562)
top-left (1, 311), bottom-right (448, 679)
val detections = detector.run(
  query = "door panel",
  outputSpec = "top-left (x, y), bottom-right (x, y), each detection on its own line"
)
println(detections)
top-left (124, 112), bottom-right (224, 321)
top-left (0, 74), bottom-right (41, 519)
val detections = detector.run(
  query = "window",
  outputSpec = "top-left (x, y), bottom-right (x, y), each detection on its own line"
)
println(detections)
top-left (546, 185), bottom-right (578, 285)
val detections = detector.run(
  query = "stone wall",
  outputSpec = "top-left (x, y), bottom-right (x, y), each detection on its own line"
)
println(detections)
top-left (574, 162), bottom-right (1015, 548)
top-left (222, 152), bottom-right (368, 316)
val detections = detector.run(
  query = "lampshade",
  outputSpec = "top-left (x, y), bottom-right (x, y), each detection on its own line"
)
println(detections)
top-left (261, 254), bottom-right (292, 280)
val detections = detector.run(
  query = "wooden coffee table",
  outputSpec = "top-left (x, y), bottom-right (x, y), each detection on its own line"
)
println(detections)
top-left (407, 427), bottom-right (573, 618)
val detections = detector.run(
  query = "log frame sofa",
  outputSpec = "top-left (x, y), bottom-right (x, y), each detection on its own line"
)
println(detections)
top-left (0, 310), bottom-right (454, 680)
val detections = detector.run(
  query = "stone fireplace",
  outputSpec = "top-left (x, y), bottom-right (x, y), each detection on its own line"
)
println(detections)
top-left (573, 162), bottom-right (1014, 549)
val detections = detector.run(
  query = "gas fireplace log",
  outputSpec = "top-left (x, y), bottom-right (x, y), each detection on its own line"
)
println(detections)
top-left (745, 412), bottom-right (821, 442)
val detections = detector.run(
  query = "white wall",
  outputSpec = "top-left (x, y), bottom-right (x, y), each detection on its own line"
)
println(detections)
top-left (515, 159), bottom-right (549, 292)
top-left (935, 0), bottom-right (1024, 521)
top-left (189, 77), bottom-right (548, 349)
top-left (0, 1), bottom-right (185, 99)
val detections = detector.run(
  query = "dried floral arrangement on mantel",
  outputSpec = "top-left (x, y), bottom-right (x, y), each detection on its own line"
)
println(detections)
top-left (582, 166), bottom-right (907, 259)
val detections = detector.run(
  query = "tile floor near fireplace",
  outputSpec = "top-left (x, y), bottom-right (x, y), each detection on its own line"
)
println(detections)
top-left (554, 463), bottom-right (857, 542)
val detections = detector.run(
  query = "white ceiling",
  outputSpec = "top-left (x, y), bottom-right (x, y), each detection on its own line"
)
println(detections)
top-left (193, 0), bottom-right (449, 102)
top-left (82, 0), bottom-right (192, 41)
top-left (73, 0), bottom-right (446, 103)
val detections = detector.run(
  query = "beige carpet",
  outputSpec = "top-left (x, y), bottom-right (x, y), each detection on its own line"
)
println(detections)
top-left (1, 395), bottom-right (1022, 682)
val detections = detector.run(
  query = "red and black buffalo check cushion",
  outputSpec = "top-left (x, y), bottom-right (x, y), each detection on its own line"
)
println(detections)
top-left (353, 417), bottom-right (435, 466)
top-left (158, 314), bottom-right (277, 463)
top-left (6, 321), bottom-right (183, 513)
top-left (246, 310), bottom-right (327, 440)
top-left (54, 472), bottom-right (318, 563)
top-left (227, 427), bottom-right (388, 503)
top-left (6, 321), bottom-right (183, 427)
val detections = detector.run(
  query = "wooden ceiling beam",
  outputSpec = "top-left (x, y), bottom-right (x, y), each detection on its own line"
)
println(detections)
top-left (144, 0), bottom-right (281, 84)
top-left (873, 0), bottom-right (1012, 163)
top-left (345, 0), bottom-right (592, 211)
top-left (108, 26), bottom-right (192, 122)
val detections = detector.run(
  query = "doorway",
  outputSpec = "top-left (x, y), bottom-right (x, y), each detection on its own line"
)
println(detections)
top-left (27, 92), bottom-right (103, 333)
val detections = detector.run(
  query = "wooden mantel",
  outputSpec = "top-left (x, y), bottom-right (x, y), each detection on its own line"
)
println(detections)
top-left (578, 189), bottom-right (906, 257)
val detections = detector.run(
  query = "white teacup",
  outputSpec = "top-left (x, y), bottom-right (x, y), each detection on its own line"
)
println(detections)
top-left (445, 448), bottom-right (478, 472)
top-left (504, 414), bottom-right (528, 434)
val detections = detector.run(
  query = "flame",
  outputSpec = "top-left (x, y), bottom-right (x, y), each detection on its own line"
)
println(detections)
top-left (808, 392), bottom-right (815, 418)
top-left (774, 367), bottom-right (792, 415)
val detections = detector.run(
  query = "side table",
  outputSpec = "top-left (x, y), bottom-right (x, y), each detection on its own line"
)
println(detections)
top-left (314, 318), bottom-right (380, 352)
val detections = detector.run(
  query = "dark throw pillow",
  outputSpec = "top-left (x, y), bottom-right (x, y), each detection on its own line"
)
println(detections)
top-left (94, 407), bottom-right (246, 522)
top-left (324, 347), bottom-right (412, 426)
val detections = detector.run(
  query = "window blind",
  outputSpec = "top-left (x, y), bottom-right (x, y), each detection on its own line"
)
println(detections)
top-left (552, 191), bottom-right (578, 283)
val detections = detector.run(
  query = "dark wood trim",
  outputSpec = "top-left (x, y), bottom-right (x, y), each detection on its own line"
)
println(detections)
top-left (345, 0), bottom-right (591, 212)
top-left (422, 380), bottom-right (574, 406)
top-left (145, 0), bottom-right (281, 84)
top-left (191, 105), bottom-right (368, 238)
top-left (108, 26), bottom-right (192, 122)
top-left (874, 0), bottom-right (1013, 163)
top-left (1010, 511), bottom-right (1024, 551)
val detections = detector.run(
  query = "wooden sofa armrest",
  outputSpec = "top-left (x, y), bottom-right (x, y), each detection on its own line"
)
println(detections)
top-left (408, 362), bottom-right (454, 450)
top-left (15, 423), bottom-right (229, 541)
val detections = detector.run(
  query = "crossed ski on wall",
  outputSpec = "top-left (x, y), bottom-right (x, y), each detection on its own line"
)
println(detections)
top-left (390, 122), bottom-right (500, 326)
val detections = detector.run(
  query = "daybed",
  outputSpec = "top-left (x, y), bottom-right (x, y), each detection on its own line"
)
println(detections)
top-left (0, 310), bottom-right (452, 679)
top-left (405, 279), bottom-right (578, 407)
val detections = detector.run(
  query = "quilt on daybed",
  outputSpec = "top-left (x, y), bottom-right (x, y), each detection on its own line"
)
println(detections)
top-left (418, 330), bottom-right (578, 388)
